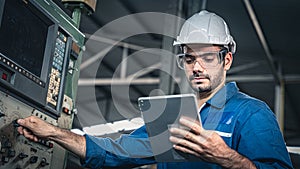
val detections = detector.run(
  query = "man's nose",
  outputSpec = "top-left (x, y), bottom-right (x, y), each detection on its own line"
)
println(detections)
top-left (193, 61), bottom-right (205, 72)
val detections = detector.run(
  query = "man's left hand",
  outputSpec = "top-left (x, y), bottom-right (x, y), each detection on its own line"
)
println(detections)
top-left (169, 116), bottom-right (232, 164)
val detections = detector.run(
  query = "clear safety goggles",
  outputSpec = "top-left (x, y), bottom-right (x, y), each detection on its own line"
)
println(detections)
top-left (176, 49), bottom-right (228, 70)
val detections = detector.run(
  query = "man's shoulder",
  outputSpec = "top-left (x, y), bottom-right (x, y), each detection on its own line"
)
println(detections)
top-left (225, 82), bottom-right (270, 111)
top-left (229, 92), bottom-right (278, 130)
top-left (230, 91), bottom-right (271, 113)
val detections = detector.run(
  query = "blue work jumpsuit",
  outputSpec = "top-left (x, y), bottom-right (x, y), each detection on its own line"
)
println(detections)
top-left (82, 82), bottom-right (294, 169)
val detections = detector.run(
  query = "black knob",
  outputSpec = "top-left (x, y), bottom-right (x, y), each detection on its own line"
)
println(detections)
top-left (12, 119), bottom-right (20, 127)
top-left (40, 158), bottom-right (49, 167)
top-left (29, 156), bottom-right (38, 163)
top-left (0, 111), bottom-right (4, 117)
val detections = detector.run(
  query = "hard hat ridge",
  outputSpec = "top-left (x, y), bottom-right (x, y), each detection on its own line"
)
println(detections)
top-left (174, 10), bottom-right (236, 54)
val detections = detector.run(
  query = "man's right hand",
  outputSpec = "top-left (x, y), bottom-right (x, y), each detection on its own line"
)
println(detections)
top-left (17, 116), bottom-right (86, 159)
top-left (17, 116), bottom-right (56, 142)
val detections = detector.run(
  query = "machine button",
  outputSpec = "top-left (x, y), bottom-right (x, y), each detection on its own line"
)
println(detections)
top-left (8, 149), bottom-right (16, 157)
top-left (62, 107), bottom-right (70, 114)
top-left (3, 141), bottom-right (12, 148)
top-left (0, 148), bottom-right (6, 153)
top-left (48, 142), bottom-right (54, 148)
top-left (1, 156), bottom-right (9, 163)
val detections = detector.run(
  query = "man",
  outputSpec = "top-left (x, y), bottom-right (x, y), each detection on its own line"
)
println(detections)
top-left (17, 10), bottom-right (293, 169)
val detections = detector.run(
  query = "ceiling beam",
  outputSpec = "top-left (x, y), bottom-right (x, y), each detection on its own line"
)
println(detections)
top-left (201, 0), bottom-right (207, 10)
top-left (127, 63), bottom-right (161, 79)
top-left (78, 74), bottom-right (300, 86)
top-left (78, 77), bottom-right (181, 86)
top-left (243, 0), bottom-right (282, 85)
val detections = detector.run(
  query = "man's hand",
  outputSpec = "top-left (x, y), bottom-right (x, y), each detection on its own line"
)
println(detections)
top-left (169, 116), bottom-right (256, 169)
top-left (17, 116), bottom-right (56, 142)
top-left (17, 116), bottom-right (86, 159)
top-left (168, 116), bottom-right (231, 162)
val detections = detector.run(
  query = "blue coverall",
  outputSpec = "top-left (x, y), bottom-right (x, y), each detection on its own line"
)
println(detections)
top-left (82, 82), bottom-right (294, 169)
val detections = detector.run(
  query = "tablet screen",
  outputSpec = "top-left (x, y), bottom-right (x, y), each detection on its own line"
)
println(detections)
top-left (138, 94), bottom-right (202, 162)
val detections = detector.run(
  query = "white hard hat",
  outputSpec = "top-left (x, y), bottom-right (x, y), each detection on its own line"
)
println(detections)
top-left (174, 10), bottom-right (236, 54)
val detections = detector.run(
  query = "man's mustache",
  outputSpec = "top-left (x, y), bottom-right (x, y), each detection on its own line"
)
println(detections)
top-left (189, 72), bottom-right (210, 81)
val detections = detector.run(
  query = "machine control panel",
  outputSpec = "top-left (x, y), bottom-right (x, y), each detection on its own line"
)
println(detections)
top-left (0, 90), bottom-right (57, 169)
top-left (0, 0), bottom-right (84, 168)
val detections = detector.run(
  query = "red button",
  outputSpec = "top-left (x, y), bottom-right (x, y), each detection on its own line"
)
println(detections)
top-left (2, 73), bottom-right (7, 80)
top-left (63, 107), bottom-right (69, 114)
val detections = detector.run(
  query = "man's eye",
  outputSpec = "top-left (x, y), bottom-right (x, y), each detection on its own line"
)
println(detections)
top-left (184, 56), bottom-right (195, 64)
top-left (185, 59), bottom-right (194, 64)
top-left (202, 55), bottom-right (216, 63)
top-left (185, 59), bottom-right (193, 64)
top-left (203, 58), bottom-right (214, 63)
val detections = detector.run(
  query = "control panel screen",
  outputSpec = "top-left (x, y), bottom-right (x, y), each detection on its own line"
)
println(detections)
top-left (0, 0), bottom-right (53, 78)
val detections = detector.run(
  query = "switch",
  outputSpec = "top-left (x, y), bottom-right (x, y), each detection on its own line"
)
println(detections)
top-left (18, 152), bottom-right (28, 159)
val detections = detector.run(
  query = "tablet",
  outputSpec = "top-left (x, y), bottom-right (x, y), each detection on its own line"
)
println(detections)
top-left (138, 94), bottom-right (202, 162)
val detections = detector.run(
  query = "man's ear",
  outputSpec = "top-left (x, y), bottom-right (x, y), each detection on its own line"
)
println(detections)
top-left (224, 52), bottom-right (233, 71)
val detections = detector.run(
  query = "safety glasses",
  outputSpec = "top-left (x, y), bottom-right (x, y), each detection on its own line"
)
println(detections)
top-left (176, 49), bottom-right (227, 70)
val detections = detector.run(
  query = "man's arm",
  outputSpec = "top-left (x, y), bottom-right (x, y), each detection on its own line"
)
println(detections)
top-left (17, 116), bottom-right (86, 159)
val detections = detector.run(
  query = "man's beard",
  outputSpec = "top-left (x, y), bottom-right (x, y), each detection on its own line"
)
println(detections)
top-left (188, 72), bottom-right (212, 93)
top-left (188, 69), bottom-right (224, 95)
